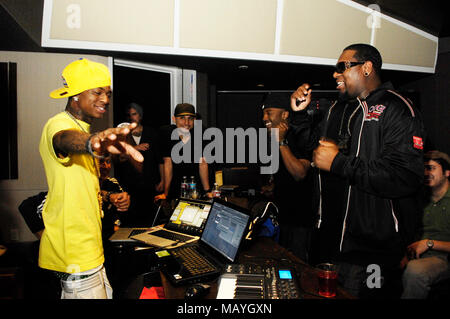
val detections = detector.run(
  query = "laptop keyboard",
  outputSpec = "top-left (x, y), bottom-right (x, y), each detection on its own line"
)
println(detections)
top-left (171, 246), bottom-right (216, 275)
top-left (151, 229), bottom-right (193, 242)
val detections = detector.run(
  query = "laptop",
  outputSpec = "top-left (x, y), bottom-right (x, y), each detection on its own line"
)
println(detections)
top-left (108, 198), bottom-right (212, 248)
top-left (156, 198), bottom-right (250, 286)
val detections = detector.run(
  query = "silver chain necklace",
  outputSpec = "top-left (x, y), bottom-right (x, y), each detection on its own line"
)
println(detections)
top-left (65, 110), bottom-right (88, 133)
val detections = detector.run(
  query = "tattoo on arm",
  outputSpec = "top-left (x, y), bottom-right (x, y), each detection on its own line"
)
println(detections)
top-left (53, 129), bottom-right (90, 157)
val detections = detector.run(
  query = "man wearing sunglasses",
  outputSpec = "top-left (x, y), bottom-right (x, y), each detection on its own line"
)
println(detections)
top-left (290, 43), bottom-right (426, 298)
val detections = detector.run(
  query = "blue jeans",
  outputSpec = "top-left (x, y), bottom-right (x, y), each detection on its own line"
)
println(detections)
top-left (401, 253), bottom-right (450, 299)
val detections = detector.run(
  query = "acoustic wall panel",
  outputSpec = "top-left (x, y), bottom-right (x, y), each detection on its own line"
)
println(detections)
top-left (376, 18), bottom-right (438, 69)
top-left (42, 0), bottom-right (439, 73)
top-left (179, 0), bottom-right (277, 54)
top-left (49, 0), bottom-right (174, 46)
top-left (280, 0), bottom-right (371, 60)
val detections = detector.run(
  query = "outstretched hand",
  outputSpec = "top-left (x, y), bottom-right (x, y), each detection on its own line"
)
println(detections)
top-left (90, 122), bottom-right (144, 162)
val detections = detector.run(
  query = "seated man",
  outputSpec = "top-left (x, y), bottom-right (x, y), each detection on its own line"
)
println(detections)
top-left (401, 150), bottom-right (450, 298)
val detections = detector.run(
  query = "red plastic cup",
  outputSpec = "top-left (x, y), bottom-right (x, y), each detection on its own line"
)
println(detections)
top-left (316, 263), bottom-right (338, 298)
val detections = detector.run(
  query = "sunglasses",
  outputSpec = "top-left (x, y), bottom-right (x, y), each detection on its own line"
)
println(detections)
top-left (335, 61), bottom-right (365, 74)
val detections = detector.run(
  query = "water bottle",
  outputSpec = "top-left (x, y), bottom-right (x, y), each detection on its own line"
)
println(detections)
top-left (189, 176), bottom-right (197, 199)
top-left (181, 176), bottom-right (188, 198)
top-left (212, 183), bottom-right (221, 198)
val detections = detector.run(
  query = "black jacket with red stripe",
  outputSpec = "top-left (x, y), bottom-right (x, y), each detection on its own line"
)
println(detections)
top-left (291, 82), bottom-right (426, 264)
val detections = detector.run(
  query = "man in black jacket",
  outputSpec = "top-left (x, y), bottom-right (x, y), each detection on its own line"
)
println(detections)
top-left (290, 43), bottom-right (426, 298)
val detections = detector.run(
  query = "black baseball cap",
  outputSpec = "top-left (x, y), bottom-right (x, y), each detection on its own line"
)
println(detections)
top-left (261, 93), bottom-right (289, 111)
top-left (174, 103), bottom-right (196, 117)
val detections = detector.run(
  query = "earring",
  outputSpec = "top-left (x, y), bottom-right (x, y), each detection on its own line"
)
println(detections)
top-left (73, 96), bottom-right (78, 101)
top-left (364, 72), bottom-right (370, 77)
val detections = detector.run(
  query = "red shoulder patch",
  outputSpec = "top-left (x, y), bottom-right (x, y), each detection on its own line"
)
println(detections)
top-left (413, 136), bottom-right (423, 150)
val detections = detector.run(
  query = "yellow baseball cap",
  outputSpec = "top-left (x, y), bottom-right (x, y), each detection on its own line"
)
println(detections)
top-left (50, 58), bottom-right (111, 99)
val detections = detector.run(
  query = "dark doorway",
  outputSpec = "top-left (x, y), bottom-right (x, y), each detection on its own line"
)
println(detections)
top-left (113, 65), bottom-right (171, 129)
top-left (0, 62), bottom-right (18, 180)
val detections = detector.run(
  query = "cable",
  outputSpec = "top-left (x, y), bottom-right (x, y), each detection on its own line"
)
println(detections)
top-left (151, 204), bottom-right (162, 227)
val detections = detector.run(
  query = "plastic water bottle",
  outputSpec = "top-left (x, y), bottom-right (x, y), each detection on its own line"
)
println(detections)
top-left (189, 176), bottom-right (197, 199)
top-left (181, 176), bottom-right (188, 198)
top-left (212, 183), bottom-right (221, 198)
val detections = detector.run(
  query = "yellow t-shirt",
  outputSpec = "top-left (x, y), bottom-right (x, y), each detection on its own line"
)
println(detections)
top-left (38, 112), bottom-right (104, 273)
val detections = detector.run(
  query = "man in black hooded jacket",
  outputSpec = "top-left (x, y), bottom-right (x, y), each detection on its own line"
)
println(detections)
top-left (290, 43), bottom-right (426, 298)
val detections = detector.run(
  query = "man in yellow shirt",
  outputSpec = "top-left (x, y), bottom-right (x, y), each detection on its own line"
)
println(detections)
top-left (39, 58), bottom-right (143, 299)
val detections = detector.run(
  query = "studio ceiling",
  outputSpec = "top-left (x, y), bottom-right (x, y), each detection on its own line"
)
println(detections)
top-left (1, 0), bottom-right (449, 90)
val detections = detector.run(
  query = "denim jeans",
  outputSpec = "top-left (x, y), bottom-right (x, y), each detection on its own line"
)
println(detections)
top-left (401, 254), bottom-right (450, 299)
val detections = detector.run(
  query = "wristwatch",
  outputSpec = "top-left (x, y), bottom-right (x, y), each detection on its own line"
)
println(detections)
top-left (426, 239), bottom-right (434, 250)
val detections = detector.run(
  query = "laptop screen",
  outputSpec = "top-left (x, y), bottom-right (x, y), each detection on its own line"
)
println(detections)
top-left (167, 199), bottom-right (211, 229)
top-left (200, 200), bottom-right (250, 262)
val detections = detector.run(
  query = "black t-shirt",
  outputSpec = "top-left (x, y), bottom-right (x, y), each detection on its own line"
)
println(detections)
top-left (114, 125), bottom-right (162, 195)
top-left (159, 124), bottom-right (203, 199)
top-left (112, 125), bottom-right (162, 226)
top-left (273, 128), bottom-right (314, 227)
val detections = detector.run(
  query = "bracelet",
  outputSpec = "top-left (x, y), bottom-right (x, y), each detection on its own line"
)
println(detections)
top-left (279, 140), bottom-right (288, 146)
top-left (85, 134), bottom-right (106, 159)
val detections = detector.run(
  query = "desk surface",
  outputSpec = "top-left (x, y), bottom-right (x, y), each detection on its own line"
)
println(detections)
top-left (160, 237), bottom-right (355, 299)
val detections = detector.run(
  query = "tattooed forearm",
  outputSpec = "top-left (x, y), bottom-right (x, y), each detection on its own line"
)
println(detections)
top-left (53, 129), bottom-right (90, 156)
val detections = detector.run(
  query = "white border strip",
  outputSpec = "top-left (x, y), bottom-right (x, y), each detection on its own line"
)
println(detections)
top-left (41, 0), bottom-right (53, 46)
top-left (41, 0), bottom-right (436, 74)
top-left (114, 58), bottom-right (180, 74)
top-left (173, 0), bottom-right (180, 48)
top-left (274, 0), bottom-right (284, 55)
top-left (107, 56), bottom-right (114, 127)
